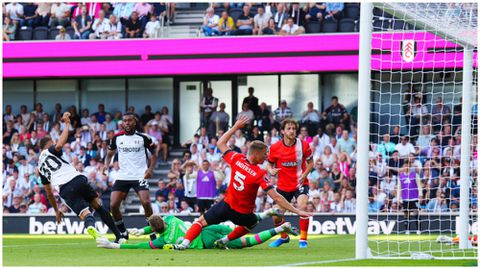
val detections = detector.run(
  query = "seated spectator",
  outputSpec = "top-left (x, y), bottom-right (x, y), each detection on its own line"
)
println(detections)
top-left (202, 7), bottom-right (220, 36)
top-left (55, 27), bottom-right (71, 40)
top-left (324, 96), bottom-right (347, 125)
top-left (133, 2), bottom-right (151, 29)
top-left (407, 96), bottom-right (428, 136)
top-left (273, 99), bottom-right (293, 130)
top-left (262, 18), bottom-right (278, 35)
top-left (336, 130), bottom-right (356, 155)
top-left (8, 196), bottom-right (23, 213)
top-left (301, 102), bottom-right (320, 136)
top-left (233, 5), bottom-right (254, 35)
top-left (35, 3), bottom-right (51, 27)
top-left (325, 2), bottom-right (344, 21)
top-left (233, 129), bottom-right (247, 148)
top-left (144, 14), bottom-right (161, 38)
top-left (253, 6), bottom-right (270, 35)
top-left (376, 134), bottom-right (396, 159)
top-left (305, 2), bottom-right (325, 22)
top-left (218, 11), bottom-right (235, 35)
top-left (248, 126), bottom-right (264, 142)
top-left (209, 102), bottom-right (230, 136)
top-left (257, 102), bottom-right (273, 132)
top-left (242, 87), bottom-right (260, 118)
top-left (337, 152), bottom-right (351, 178)
top-left (72, 5), bottom-right (92, 40)
top-left (3, 16), bottom-right (16, 42)
top-left (89, 10), bottom-right (109, 39)
top-left (426, 189), bottom-right (449, 212)
top-left (22, 3), bottom-right (38, 28)
top-left (125, 11), bottom-right (142, 38)
top-left (273, 3), bottom-right (288, 31)
top-left (236, 103), bottom-right (255, 129)
top-left (105, 15), bottom-right (122, 39)
top-left (27, 193), bottom-right (47, 214)
top-left (431, 97), bottom-right (451, 131)
top-left (49, 2), bottom-right (71, 29)
top-left (396, 135), bottom-right (416, 158)
top-left (101, 3), bottom-right (112, 18)
top-left (279, 17), bottom-right (304, 35)
top-left (6, 2), bottom-right (24, 25)
top-left (320, 142), bottom-right (337, 170)
top-left (330, 192), bottom-right (343, 213)
top-left (300, 126), bottom-right (313, 144)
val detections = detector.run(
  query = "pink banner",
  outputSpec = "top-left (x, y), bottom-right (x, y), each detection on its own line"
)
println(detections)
top-left (3, 32), bottom-right (477, 78)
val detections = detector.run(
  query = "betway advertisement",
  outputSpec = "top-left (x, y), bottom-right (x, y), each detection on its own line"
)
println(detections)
top-left (2, 214), bottom-right (477, 235)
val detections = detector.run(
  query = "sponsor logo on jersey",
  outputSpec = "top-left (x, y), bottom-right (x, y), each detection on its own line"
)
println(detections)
top-left (281, 161), bottom-right (299, 167)
top-left (118, 146), bottom-right (142, 153)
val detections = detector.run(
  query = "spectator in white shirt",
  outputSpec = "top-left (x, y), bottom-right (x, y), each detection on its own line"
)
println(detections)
top-left (105, 15), bottom-right (122, 39)
top-left (89, 10), bottom-right (109, 39)
top-left (253, 6), bottom-right (270, 35)
top-left (55, 26), bottom-right (71, 40)
top-left (202, 7), bottom-right (219, 36)
top-left (280, 17), bottom-right (303, 35)
top-left (144, 14), bottom-right (161, 38)
top-left (27, 193), bottom-right (47, 214)
top-left (6, 2), bottom-right (24, 25)
top-left (395, 136), bottom-right (416, 158)
top-left (49, 3), bottom-right (70, 29)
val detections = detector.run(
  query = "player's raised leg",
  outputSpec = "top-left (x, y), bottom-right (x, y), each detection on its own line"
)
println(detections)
top-left (228, 222), bottom-right (299, 249)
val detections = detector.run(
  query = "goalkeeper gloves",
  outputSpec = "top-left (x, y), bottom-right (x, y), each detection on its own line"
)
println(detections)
top-left (96, 237), bottom-right (120, 249)
top-left (127, 228), bottom-right (145, 236)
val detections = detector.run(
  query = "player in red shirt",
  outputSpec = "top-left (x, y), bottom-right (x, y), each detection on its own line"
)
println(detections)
top-left (268, 118), bottom-right (314, 248)
top-left (172, 116), bottom-right (311, 250)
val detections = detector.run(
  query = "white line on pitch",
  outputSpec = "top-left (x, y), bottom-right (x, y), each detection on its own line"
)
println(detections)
top-left (280, 258), bottom-right (357, 267)
top-left (3, 242), bottom-right (92, 248)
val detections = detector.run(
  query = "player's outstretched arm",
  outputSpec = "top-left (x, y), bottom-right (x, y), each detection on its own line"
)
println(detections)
top-left (54, 112), bottom-right (71, 152)
top-left (44, 183), bottom-right (63, 224)
top-left (217, 115), bottom-right (250, 154)
top-left (266, 188), bottom-right (312, 218)
top-left (96, 236), bottom-right (165, 249)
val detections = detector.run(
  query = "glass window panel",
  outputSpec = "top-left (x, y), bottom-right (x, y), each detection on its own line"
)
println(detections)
top-left (36, 80), bottom-right (78, 116)
top-left (280, 74), bottom-right (319, 120)
top-left (128, 78), bottom-right (174, 115)
top-left (3, 80), bottom-right (34, 115)
top-left (81, 79), bottom-right (125, 115)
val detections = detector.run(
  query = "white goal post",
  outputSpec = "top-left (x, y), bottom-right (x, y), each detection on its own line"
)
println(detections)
top-left (356, 2), bottom-right (478, 260)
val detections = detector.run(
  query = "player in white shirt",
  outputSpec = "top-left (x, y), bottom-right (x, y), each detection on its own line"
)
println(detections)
top-left (104, 112), bottom-right (157, 241)
top-left (38, 112), bottom-right (123, 242)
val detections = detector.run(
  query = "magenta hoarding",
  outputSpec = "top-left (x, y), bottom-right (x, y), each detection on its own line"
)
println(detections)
top-left (2, 32), bottom-right (477, 78)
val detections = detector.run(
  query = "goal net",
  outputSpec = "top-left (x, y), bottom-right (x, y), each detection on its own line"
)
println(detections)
top-left (366, 2), bottom-right (478, 259)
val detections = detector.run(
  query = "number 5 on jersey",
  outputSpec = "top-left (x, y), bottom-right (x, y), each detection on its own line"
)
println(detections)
top-left (233, 171), bottom-right (246, 191)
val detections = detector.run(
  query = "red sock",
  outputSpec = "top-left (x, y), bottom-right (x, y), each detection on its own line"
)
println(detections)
top-left (274, 217), bottom-right (288, 239)
top-left (184, 221), bottom-right (203, 242)
top-left (300, 217), bottom-right (309, 241)
top-left (227, 226), bottom-right (250, 241)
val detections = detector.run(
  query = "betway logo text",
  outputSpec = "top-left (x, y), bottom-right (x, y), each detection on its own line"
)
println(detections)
top-left (308, 217), bottom-right (395, 235)
top-left (29, 217), bottom-right (109, 235)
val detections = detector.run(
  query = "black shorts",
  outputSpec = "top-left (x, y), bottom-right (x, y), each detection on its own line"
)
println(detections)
top-left (197, 199), bottom-right (214, 213)
top-left (204, 200), bottom-right (258, 229)
top-left (402, 200), bottom-right (419, 212)
top-left (112, 179), bottom-right (149, 193)
top-left (277, 185), bottom-right (309, 203)
top-left (59, 175), bottom-right (98, 216)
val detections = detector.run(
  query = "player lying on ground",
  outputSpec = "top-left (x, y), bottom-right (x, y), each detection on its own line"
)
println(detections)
top-left (38, 112), bottom-right (123, 242)
top-left (171, 116), bottom-right (312, 250)
top-left (96, 209), bottom-right (297, 249)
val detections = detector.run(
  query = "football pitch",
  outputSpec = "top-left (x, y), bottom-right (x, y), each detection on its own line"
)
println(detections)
top-left (2, 234), bottom-right (477, 266)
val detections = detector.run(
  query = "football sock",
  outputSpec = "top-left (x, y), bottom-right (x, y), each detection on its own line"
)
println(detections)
top-left (245, 229), bottom-right (277, 247)
top-left (274, 218), bottom-right (288, 239)
top-left (219, 226), bottom-right (251, 244)
top-left (114, 219), bottom-right (127, 234)
top-left (182, 221), bottom-right (203, 247)
top-left (96, 206), bottom-right (123, 240)
top-left (300, 217), bottom-right (309, 241)
top-left (147, 218), bottom-right (157, 240)
top-left (84, 214), bottom-right (96, 229)
top-left (256, 210), bottom-right (270, 220)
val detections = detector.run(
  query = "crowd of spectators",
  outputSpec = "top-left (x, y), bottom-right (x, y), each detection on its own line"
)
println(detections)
top-left (3, 102), bottom-right (173, 214)
top-left (2, 2), bottom-right (176, 41)
top-left (202, 2), bottom-right (351, 36)
top-left (3, 86), bottom-right (478, 215)
top-left (3, 2), bottom-right (359, 41)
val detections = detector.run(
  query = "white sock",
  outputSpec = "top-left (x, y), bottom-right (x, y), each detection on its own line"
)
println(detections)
top-left (274, 226), bottom-right (284, 234)
top-left (256, 211), bottom-right (269, 220)
top-left (220, 236), bottom-right (229, 244)
top-left (181, 239), bottom-right (190, 247)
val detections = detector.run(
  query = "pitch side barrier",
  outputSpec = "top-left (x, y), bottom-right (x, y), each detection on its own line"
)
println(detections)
top-left (3, 213), bottom-right (477, 235)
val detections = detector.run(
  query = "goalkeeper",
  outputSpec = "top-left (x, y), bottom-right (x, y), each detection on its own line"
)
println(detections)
top-left (96, 208), bottom-right (298, 250)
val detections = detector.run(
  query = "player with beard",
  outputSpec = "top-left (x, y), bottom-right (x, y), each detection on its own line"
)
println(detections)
top-left (268, 118), bottom-right (314, 248)
top-left (103, 112), bottom-right (157, 241)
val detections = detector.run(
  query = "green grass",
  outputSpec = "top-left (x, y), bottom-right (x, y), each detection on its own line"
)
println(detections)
top-left (2, 234), bottom-right (477, 266)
